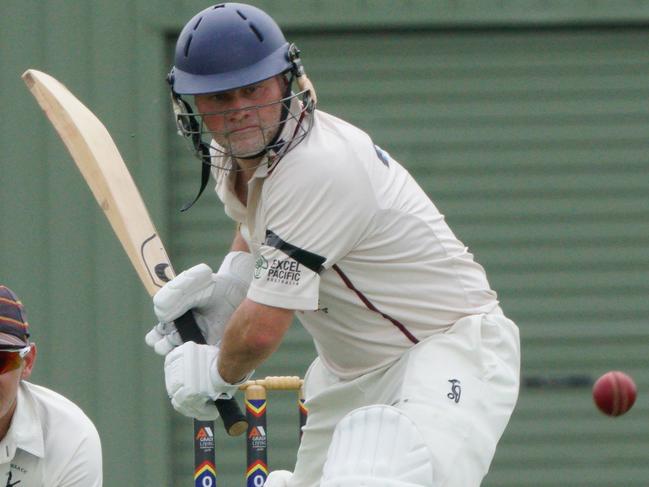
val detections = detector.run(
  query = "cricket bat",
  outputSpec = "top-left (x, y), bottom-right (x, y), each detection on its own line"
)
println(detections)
top-left (22, 68), bottom-right (247, 484)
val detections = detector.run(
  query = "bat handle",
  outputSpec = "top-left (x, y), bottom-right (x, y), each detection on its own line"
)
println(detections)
top-left (174, 310), bottom-right (248, 437)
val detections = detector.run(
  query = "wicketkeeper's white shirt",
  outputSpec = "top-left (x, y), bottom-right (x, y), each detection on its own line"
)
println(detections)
top-left (215, 108), bottom-right (500, 379)
top-left (0, 381), bottom-right (102, 486)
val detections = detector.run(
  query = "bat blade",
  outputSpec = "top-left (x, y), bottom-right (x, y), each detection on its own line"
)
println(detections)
top-left (22, 69), bottom-right (172, 295)
top-left (22, 69), bottom-right (248, 442)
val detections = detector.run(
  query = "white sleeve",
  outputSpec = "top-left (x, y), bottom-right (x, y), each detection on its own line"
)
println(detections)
top-left (247, 155), bottom-right (376, 310)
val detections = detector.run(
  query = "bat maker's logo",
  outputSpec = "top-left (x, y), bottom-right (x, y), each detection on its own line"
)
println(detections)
top-left (447, 379), bottom-right (461, 403)
top-left (155, 263), bottom-right (171, 282)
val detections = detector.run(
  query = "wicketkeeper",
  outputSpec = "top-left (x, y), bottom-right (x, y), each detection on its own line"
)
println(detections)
top-left (146, 3), bottom-right (521, 486)
top-left (0, 285), bottom-right (102, 485)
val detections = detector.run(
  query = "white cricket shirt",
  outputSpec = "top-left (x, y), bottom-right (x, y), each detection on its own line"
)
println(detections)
top-left (214, 108), bottom-right (500, 379)
top-left (0, 381), bottom-right (102, 486)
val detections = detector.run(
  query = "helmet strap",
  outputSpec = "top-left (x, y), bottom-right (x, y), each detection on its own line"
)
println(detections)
top-left (170, 92), bottom-right (214, 212)
top-left (180, 147), bottom-right (212, 212)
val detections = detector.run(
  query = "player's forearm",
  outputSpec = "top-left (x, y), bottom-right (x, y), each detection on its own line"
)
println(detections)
top-left (217, 298), bottom-right (293, 383)
top-left (217, 311), bottom-right (276, 384)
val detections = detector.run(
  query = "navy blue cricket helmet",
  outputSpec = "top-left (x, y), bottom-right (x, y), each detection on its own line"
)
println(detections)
top-left (170, 3), bottom-right (293, 95)
top-left (168, 3), bottom-right (317, 211)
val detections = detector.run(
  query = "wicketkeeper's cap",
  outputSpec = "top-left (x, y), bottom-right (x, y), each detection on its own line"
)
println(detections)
top-left (0, 285), bottom-right (30, 348)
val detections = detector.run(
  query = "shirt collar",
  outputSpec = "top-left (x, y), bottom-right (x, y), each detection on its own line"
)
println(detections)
top-left (0, 381), bottom-right (45, 461)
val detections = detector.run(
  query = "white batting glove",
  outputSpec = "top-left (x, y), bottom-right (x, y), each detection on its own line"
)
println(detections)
top-left (264, 470), bottom-right (293, 487)
top-left (164, 342), bottom-right (251, 420)
top-left (145, 252), bottom-right (254, 355)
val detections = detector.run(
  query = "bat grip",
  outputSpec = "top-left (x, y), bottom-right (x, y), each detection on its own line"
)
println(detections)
top-left (174, 310), bottom-right (248, 437)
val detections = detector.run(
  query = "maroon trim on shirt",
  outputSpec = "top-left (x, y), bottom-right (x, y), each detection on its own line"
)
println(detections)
top-left (332, 264), bottom-right (419, 345)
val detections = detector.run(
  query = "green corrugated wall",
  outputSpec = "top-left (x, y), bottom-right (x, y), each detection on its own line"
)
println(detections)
top-left (1, 1), bottom-right (648, 486)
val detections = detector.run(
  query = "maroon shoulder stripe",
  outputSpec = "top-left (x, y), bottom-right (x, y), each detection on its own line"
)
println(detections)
top-left (332, 265), bottom-right (419, 345)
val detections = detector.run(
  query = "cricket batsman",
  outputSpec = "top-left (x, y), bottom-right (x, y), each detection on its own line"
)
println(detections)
top-left (146, 3), bottom-right (521, 486)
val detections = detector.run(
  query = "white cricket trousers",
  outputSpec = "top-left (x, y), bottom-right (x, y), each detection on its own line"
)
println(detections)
top-left (288, 308), bottom-right (520, 487)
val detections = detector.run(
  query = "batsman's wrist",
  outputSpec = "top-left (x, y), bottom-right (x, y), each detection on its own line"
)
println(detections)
top-left (209, 362), bottom-right (252, 397)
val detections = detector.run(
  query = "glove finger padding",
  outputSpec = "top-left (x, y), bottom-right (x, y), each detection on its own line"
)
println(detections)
top-left (164, 342), bottom-right (218, 398)
top-left (165, 343), bottom-right (221, 420)
top-left (151, 253), bottom-right (254, 348)
top-left (144, 326), bottom-right (163, 348)
top-left (145, 323), bottom-right (184, 356)
top-left (154, 263), bottom-right (215, 323)
top-left (164, 342), bottom-right (248, 420)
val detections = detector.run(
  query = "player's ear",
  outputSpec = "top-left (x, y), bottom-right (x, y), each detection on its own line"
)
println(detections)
top-left (20, 343), bottom-right (37, 380)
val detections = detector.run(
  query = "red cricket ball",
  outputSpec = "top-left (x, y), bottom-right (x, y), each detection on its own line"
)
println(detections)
top-left (592, 371), bottom-right (637, 417)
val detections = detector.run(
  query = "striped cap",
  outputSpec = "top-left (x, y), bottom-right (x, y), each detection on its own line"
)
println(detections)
top-left (0, 285), bottom-right (30, 348)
